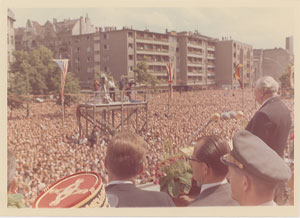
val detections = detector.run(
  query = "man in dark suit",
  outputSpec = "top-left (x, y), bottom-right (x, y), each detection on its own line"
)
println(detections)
top-left (221, 130), bottom-right (291, 206)
top-left (246, 76), bottom-right (292, 158)
top-left (246, 76), bottom-right (292, 205)
top-left (105, 131), bottom-right (175, 207)
top-left (188, 135), bottom-right (238, 206)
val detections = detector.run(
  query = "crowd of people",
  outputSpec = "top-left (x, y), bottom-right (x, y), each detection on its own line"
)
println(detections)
top-left (7, 82), bottom-right (294, 207)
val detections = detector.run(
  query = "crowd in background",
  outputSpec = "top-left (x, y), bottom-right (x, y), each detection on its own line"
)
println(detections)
top-left (7, 88), bottom-right (294, 207)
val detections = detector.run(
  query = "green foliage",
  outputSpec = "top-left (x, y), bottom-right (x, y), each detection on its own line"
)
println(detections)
top-left (156, 139), bottom-right (193, 198)
top-left (157, 155), bottom-right (193, 198)
top-left (56, 73), bottom-right (81, 106)
top-left (279, 63), bottom-right (294, 89)
top-left (134, 61), bottom-right (159, 86)
top-left (8, 47), bottom-right (80, 110)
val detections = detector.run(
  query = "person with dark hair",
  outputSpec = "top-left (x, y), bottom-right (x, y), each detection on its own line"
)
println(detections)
top-left (7, 149), bottom-right (25, 208)
top-left (105, 131), bottom-right (175, 207)
top-left (188, 135), bottom-right (238, 206)
top-left (221, 130), bottom-right (291, 206)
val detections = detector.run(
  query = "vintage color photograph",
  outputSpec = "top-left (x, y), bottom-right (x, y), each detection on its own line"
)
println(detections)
top-left (3, 0), bottom-right (298, 217)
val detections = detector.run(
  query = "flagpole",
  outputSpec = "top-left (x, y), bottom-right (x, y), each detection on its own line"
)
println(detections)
top-left (53, 59), bottom-right (68, 128)
top-left (242, 67), bottom-right (244, 109)
top-left (62, 97), bottom-right (64, 127)
top-left (168, 85), bottom-right (170, 115)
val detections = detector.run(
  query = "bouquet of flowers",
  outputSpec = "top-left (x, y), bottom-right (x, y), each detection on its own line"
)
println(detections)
top-left (154, 139), bottom-right (193, 198)
top-left (154, 154), bottom-right (193, 198)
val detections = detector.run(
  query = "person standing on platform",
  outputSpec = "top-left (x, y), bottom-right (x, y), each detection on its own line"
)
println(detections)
top-left (246, 76), bottom-right (292, 158)
top-left (108, 78), bottom-right (116, 101)
top-left (245, 76), bottom-right (292, 205)
top-left (93, 79), bottom-right (100, 97)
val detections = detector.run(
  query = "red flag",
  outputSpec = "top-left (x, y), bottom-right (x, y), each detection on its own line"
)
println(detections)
top-left (234, 64), bottom-right (243, 89)
top-left (166, 63), bottom-right (172, 84)
top-left (54, 59), bottom-right (69, 103)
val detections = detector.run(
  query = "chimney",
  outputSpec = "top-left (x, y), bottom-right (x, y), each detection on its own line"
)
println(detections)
top-left (80, 16), bottom-right (83, 35)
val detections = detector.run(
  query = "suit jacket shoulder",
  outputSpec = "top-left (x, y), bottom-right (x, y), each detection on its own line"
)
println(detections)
top-left (105, 184), bottom-right (175, 207)
top-left (189, 183), bottom-right (238, 206)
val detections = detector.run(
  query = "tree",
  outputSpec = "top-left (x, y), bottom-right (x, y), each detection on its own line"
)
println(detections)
top-left (279, 63), bottom-right (294, 89)
top-left (134, 61), bottom-right (159, 86)
top-left (8, 50), bottom-right (32, 117)
top-left (8, 47), bottom-right (81, 116)
top-left (56, 73), bottom-right (81, 106)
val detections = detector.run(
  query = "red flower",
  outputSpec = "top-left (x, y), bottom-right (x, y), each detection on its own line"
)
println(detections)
top-left (290, 132), bottom-right (294, 140)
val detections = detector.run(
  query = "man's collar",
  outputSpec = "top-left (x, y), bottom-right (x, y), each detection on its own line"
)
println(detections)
top-left (107, 180), bottom-right (134, 186)
top-left (261, 96), bottom-right (278, 107)
top-left (200, 179), bottom-right (227, 194)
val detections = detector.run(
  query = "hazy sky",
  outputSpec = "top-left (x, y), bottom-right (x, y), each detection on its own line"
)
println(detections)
top-left (11, 6), bottom-right (296, 49)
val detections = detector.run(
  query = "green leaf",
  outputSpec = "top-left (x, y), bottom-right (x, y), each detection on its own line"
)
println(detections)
top-left (168, 179), bottom-right (178, 198)
top-left (159, 175), bottom-right (170, 188)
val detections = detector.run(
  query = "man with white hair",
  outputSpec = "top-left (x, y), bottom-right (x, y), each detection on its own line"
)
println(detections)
top-left (246, 76), bottom-right (292, 158)
top-left (246, 76), bottom-right (292, 205)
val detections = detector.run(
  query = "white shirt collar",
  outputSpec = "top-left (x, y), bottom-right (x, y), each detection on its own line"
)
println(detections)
top-left (107, 180), bottom-right (133, 186)
top-left (259, 200), bottom-right (277, 206)
top-left (200, 179), bottom-right (227, 194)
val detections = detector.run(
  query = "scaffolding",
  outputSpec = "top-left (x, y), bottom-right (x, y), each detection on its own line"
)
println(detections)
top-left (76, 90), bottom-right (149, 139)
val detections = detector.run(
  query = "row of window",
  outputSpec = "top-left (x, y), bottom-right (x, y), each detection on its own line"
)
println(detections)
top-left (7, 34), bottom-right (14, 45)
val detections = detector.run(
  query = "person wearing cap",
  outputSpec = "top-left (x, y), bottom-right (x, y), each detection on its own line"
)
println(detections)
top-left (246, 76), bottom-right (292, 158)
top-left (105, 131), bottom-right (175, 207)
top-left (188, 135), bottom-right (238, 206)
top-left (221, 130), bottom-right (291, 206)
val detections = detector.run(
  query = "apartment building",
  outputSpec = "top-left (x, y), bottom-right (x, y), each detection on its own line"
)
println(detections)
top-left (176, 31), bottom-right (217, 87)
top-left (253, 49), bottom-right (264, 81)
top-left (215, 39), bottom-right (253, 88)
top-left (7, 9), bottom-right (16, 67)
top-left (97, 27), bottom-right (175, 84)
top-left (71, 33), bottom-right (97, 88)
top-left (91, 27), bottom-right (218, 88)
top-left (15, 15), bottom-right (95, 59)
top-left (69, 26), bottom-right (253, 89)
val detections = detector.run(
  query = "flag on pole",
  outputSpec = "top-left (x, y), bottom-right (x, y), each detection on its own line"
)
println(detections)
top-left (166, 63), bottom-right (173, 84)
top-left (234, 64), bottom-right (243, 89)
top-left (53, 59), bottom-right (69, 103)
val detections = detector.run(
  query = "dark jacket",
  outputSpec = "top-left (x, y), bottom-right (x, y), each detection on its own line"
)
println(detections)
top-left (105, 183), bottom-right (175, 207)
top-left (246, 96), bottom-right (292, 157)
top-left (189, 183), bottom-right (238, 206)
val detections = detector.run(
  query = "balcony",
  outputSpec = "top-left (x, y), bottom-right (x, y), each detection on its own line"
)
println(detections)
top-left (187, 52), bottom-right (203, 58)
top-left (136, 48), bottom-right (169, 55)
top-left (136, 36), bottom-right (169, 45)
top-left (207, 54), bottom-right (215, 59)
top-left (207, 63), bottom-right (215, 68)
top-left (207, 46), bottom-right (215, 51)
top-left (187, 62), bottom-right (203, 67)
top-left (187, 42), bottom-right (203, 49)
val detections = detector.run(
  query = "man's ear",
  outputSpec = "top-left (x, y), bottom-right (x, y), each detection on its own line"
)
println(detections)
top-left (242, 175), bottom-right (250, 192)
top-left (202, 162), bottom-right (209, 175)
